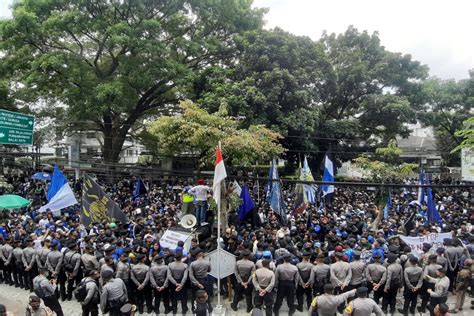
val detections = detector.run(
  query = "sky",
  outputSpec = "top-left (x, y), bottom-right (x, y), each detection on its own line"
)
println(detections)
top-left (1, 0), bottom-right (472, 80)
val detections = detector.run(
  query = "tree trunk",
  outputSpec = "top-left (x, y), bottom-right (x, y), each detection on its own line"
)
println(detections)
top-left (102, 125), bottom-right (126, 164)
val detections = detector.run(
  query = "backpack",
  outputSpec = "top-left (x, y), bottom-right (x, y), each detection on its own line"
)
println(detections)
top-left (74, 280), bottom-right (94, 302)
top-left (64, 252), bottom-right (76, 272)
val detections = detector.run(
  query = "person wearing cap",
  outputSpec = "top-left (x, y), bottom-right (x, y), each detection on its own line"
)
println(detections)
top-left (365, 252), bottom-right (387, 304)
top-left (22, 237), bottom-right (38, 292)
top-left (443, 238), bottom-right (459, 292)
top-left (381, 253), bottom-right (403, 314)
top-left (25, 294), bottom-right (53, 316)
top-left (273, 253), bottom-right (298, 316)
top-left (349, 286), bottom-right (383, 316)
top-left (12, 238), bottom-right (26, 288)
top-left (131, 253), bottom-right (152, 314)
top-left (190, 179), bottom-right (210, 226)
top-left (312, 253), bottom-right (330, 296)
top-left (81, 245), bottom-right (100, 276)
top-left (330, 251), bottom-right (351, 296)
top-left (231, 249), bottom-right (255, 313)
top-left (150, 254), bottom-right (171, 314)
top-left (80, 270), bottom-right (100, 316)
top-left (1, 236), bottom-right (14, 286)
top-left (181, 183), bottom-right (195, 215)
top-left (425, 267), bottom-right (450, 316)
top-left (116, 253), bottom-right (132, 303)
top-left (35, 239), bottom-right (51, 274)
top-left (308, 283), bottom-right (356, 316)
top-left (167, 251), bottom-right (189, 315)
top-left (119, 303), bottom-right (137, 316)
top-left (450, 258), bottom-right (472, 313)
top-left (100, 256), bottom-right (115, 278)
top-left (33, 267), bottom-right (64, 316)
top-left (295, 250), bottom-right (314, 312)
top-left (45, 240), bottom-right (62, 297)
top-left (189, 248), bottom-right (212, 312)
top-left (100, 269), bottom-right (128, 316)
top-left (256, 251), bottom-right (276, 271)
top-left (348, 251), bottom-right (366, 293)
top-left (62, 240), bottom-right (82, 301)
top-left (398, 256), bottom-right (423, 315)
top-left (252, 259), bottom-right (275, 316)
top-left (419, 254), bottom-right (443, 313)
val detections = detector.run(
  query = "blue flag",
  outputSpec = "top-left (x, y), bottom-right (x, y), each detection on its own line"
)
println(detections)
top-left (239, 184), bottom-right (255, 221)
top-left (267, 159), bottom-right (287, 224)
top-left (133, 177), bottom-right (147, 200)
top-left (302, 156), bottom-right (317, 204)
top-left (383, 189), bottom-right (391, 219)
top-left (322, 155), bottom-right (334, 196)
top-left (426, 175), bottom-right (441, 223)
top-left (47, 165), bottom-right (68, 201)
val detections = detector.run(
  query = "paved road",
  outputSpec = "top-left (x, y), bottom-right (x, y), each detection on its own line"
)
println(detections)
top-left (0, 283), bottom-right (472, 315)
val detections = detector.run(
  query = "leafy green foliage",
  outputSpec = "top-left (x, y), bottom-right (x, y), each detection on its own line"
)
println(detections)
top-left (145, 100), bottom-right (285, 167)
top-left (0, 0), bottom-right (264, 162)
top-left (452, 117), bottom-right (474, 152)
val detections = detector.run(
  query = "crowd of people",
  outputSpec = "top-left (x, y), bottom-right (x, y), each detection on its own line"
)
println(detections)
top-left (0, 172), bottom-right (473, 316)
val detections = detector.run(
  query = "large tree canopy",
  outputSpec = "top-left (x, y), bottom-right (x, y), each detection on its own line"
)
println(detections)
top-left (195, 27), bottom-right (429, 170)
top-left (0, 0), bottom-right (264, 162)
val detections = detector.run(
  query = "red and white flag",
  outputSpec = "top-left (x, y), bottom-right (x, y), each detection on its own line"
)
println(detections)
top-left (213, 142), bottom-right (227, 205)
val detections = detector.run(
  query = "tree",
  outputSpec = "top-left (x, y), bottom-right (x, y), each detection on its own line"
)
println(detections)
top-left (0, 0), bottom-right (264, 163)
top-left (452, 117), bottom-right (474, 152)
top-left (144, 100), bottom-right (285, 168)
top-left (417, 74), bottom-right (474, 165)
top-left (194, 26), bottom-right (428, 171)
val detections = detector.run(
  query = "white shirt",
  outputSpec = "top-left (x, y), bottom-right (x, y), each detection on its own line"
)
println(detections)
top-left (190, 185), bottom-right (210, 201)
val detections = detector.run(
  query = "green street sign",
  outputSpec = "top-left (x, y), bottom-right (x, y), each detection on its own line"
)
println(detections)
top-left (0, 109), bottom-right (35, 145)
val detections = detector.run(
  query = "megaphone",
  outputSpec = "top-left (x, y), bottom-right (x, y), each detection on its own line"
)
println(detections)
top-left (180, 214), bottom-right (197, 229)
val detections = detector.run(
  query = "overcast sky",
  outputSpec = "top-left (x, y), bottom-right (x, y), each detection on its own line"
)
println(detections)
top-left (1, 0), bottom-right (472, 80)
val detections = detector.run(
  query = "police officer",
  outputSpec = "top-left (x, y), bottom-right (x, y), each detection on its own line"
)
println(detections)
top-left (348, 251), bottom-right (366, 292)
top-left (312, 253), bottom-right (330, 296)
top-left (1, 236), bottom-right (13, 285)
top-left (131, 253), bottom-right (152, 314)
top-left (296, 250), bottom-right (314, 311)
top-left (398, 256), bottom-right (423, 316)
top-left (382, 253), bottom-right (403, 315)
top-left (308, 284), bottom-right (356, 316)
top-left (231, 249), bottom-right (255, 313)
top-left (252, 259), bottom-right (275, 316)
top-left (33, 267), bottom-right (64, 316)
top-left (330, 252), bottom-right (352, 294)
top-left (35, 239), bottom-right (51, 274)
top-left (350, 286), bottom-right (384, 316)
top-left (80, 270), bottom-right (100, 316)
top-left (443, 238), bottom-right (459, 292)
top-left (63, 240), bottom-right (82, 301)
top-left (273, 253), bottom-right (298, 316)
top-left (81, 245), bottom-right (100, 276)
top-left (189, 248), bottom-right (212, 311)
top-left (12, 239), bottom-right (25, 288)
top-left (45, 239), bottom-right (63, 298)
top-left (22, 237), bottom-right (37, 292)
top-left (365, 253), bottom-right (386, 304)
top-left (167, 251), bottom-right (189, 315)
top-left (419, 254), bottom-right (442, 313)
top-left (100, 269), bottom-right (128, 316)
top-left (426, 267), bottom-right (450, 316)
top-left (150, 254), bottom-right (170, 314)
top-left (116, 252), bottom-right (132, 303)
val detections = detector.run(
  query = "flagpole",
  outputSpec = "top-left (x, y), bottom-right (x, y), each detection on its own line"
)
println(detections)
top-left (216, 181), bottom-right (223, 311)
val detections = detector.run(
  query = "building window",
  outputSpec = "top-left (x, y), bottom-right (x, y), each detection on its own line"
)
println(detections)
top-left (86, 147), bottom-right (98, 156)
top-left (86, 132), bottom-right (95, 139)
top-left (126, 149), bottom-right (134, 156)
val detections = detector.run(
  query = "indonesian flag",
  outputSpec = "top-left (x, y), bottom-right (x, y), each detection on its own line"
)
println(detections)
top-left (213, 142), bottom-right (227, 205)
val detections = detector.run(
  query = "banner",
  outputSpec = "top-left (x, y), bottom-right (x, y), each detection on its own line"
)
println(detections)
top-left (81, 175), bottom-right (128, 226)
top-left (399, 232), bottom-right (451, 258)
top-left (159, 228), bottom-right (192, 251)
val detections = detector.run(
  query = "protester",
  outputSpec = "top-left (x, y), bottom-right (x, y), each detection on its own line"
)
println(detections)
top-left (0, 171), bottom-right (472, 316)
top-left (25, 295), bottom-right (53, 316)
